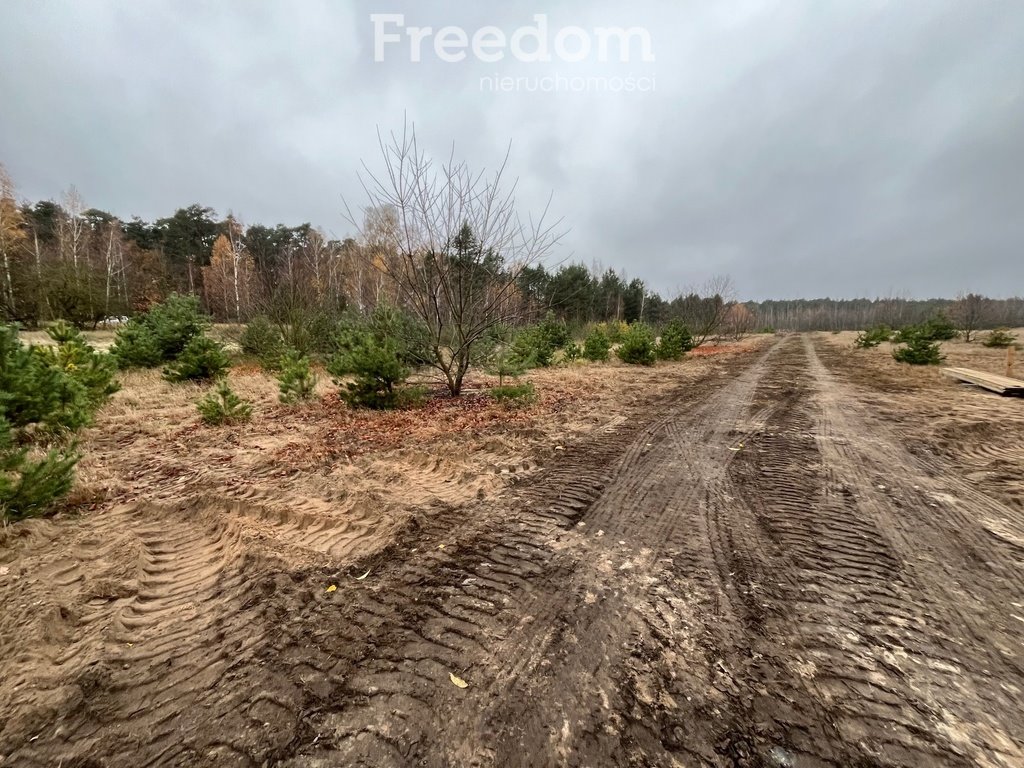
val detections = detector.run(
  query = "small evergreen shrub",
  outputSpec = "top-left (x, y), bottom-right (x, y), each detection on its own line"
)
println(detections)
top-left (920, 314), bottom-right (959, 341)
top-left (582, 328), bottom-right (611, 362)
top-left (484, 343), bottom-right (526, 386)
top-left (273, 306), bottom-right (348, 358)
top-left (240, 317), bottom-right (284, 367)
top-left (277, 350), bottom-right (318, 404)
top-left (490, 382), bottom-right (537, 406)
top-left (329, 333), bottom-right (409, 409)
top-left (892, 336), bottom-right (944, 365)
top-left (112, 294), bottom-right (208, 369)
top-left (45, 348), bottom-right (119, 418)
top-left (509, 326), bottom-right (555, 368)
top-left (854, 325), bottom-right (894, 348)
top-left (1, 419), bottom-right (78, 523)
top-left (372, 303), bottom-right (432, 366)
top-left (508, 312), bottom-right (572, 369)
top-left (329, 326), bottom-right (409, 410)
top-left (45, 324), bottom-right (120, 412)
top-left (657, 319), bottom-right (694, 361)
top-left (0, 325), bottom-right (116, 522)
top-left (596, 320), bottom-right (629, 344)
top-left (327, 305), bottom-right (429, 409)
top-left (891, 316), bottom-right (959, 345)
top-left (562, 343), bottom-right (582, 362)
top-left (163, 336), bottom-right (230, 382)
top-left (196, 381), bottom-right (253, 426)
top-left (110, 323), bottom-right (162, 368)
top-left (144, 294), bottom-right (209, 357)
top-left (46, 319), bottom-right (84, 345)
top-left (2, 326), bottom-right (117, 434)
top-left (537, 312), bottom-right (571, 350)
top-left (982, 329), bottom-right (1018, 348)
top-left (617, 323), bottom-right (657, 366)
top-left (890, 326), bottom-right (919, 344)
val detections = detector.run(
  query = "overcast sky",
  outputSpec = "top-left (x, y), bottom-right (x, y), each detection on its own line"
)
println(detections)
top-left (1, 0), bottom-right (1021, 300)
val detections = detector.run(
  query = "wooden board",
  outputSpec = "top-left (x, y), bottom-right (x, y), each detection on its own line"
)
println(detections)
top-left (942, 367), bottom-right (1024, 396)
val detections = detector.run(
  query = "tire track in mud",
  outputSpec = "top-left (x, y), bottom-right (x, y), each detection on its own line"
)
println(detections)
top-left (252, 349), bottom-right (775, 768)
top-left (5, 502), bottom-right (302, 768)
top-left (7, 337), bottom-right (1022, 767)
top-left (8, 358), bottom-right (770, 768)
top-left (262, 347), bottom-right (783, 768)
top-left (795, 337), bottom-right (1024, 766)
top-left (118, 446), bottom-right (499, 566)
top-left (681, 336), bottom-right (1024, 767)
top-left (465, 352), bottom-right (789, 768)
top-left (724, 345), bottom-right (964, 766)
top-left (309, 335), bottom-right (1021, 767)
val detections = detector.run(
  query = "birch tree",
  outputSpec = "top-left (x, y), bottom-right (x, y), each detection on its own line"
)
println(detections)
top-left (59, 186), bottom-right (88, 269)
top-left (0, 164), bottom-right (26, 315)
top-left (102, 218), bottom-right (128, 317)
top-left (224, 215), bottom-right (249, 321)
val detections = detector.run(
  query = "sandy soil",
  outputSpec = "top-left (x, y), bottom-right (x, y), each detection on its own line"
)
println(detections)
top-left (2, 333), bottom-right (1022, 767)
top-left (816, 330), bottom-right (1024, 515)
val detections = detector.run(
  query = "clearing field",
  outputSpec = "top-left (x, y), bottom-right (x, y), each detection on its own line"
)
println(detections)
top-left (2, 334), bottom-right (1023, 767)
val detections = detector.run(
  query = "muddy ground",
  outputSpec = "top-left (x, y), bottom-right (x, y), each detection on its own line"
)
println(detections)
top-left (1, 334), bottom-right (1022, 767)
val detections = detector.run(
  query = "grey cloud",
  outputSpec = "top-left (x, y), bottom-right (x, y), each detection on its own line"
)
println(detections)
top-left (1, 0), bottom-right (1021, 299)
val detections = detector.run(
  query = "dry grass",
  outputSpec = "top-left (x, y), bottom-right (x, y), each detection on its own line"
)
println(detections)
top-left (57, 337), bottom-right (766, 546)
top-left (814, 330), bottom-right (1024, 512)
top-left (819, 329), bottom-right (1024, 390)
top-left (18, 323), bottom-right (245, 352)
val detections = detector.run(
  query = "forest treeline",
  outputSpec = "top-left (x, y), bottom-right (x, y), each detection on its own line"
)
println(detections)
top-left (748, 297), bottom-right (1024, 333)
top-left (0, 164), bottom-right (743, 336)
top-left (2, 164), bottom-right (1020, 334)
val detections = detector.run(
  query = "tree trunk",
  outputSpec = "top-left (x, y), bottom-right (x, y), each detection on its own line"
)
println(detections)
top-left (2, 248), bottom-right (13, 313)
top-left (232, 252), bottom-right (241, 321)
top-left (104, 228), bottom-right (114, 317)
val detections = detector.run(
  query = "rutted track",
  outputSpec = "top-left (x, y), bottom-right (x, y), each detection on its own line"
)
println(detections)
top-left (3, 336), bottom-right (1022, 766)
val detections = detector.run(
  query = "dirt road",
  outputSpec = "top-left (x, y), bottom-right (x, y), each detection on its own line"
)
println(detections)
top-left (3, 336), bottom-right (1023, 767)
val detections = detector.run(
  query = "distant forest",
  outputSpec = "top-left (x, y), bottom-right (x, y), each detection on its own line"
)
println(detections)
top-left (748, 297), bottom-right (1024, 333)
top-left (2, 165), bottom-right (1021, 334)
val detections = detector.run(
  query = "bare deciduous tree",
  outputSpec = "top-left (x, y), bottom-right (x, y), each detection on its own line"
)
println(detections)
top-left (101, 218), bottom-right (129, 317)
top-left (59, 186), bottom-right (88, 269)
top-left (224, 214), bottom-right (254, 321)
top-left (671, 275), bottom-right (735, 346)
top-left (950, 292), bottom-right (989, 343)
top-left (723, 301), bottom-right (755, 340)
top-left (346, 122), bottom-right (563, 396)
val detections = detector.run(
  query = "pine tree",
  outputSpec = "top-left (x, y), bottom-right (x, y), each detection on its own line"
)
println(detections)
top-left (583, 328), bottom-right (611, 362)
top-left (1, 324), bottom-right (115, 522)
top-left (656, 319), bottom-right (694, 360)
top-left (164, 335), bottom-right (231, 382)
top-left (1, 417), bottom-right (78, 522)
top-left (617, 323), bottom-right (657, 365)
top-left (111, 294), bottom-right (208, 369)
top-left (277, 350), bottom-right (317, 404)
top-left (196, 381), bottom-right (253, 425)
top-left (892, 336), bottom-right (944, 365)
top-left (240, 316), bottom-right (284, 368)
top-left (1, 324), bottom-right (117, 433)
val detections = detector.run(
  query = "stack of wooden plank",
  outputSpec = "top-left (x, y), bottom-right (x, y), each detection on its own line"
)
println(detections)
top-left (942, 367), bottom-right (1024, 396)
